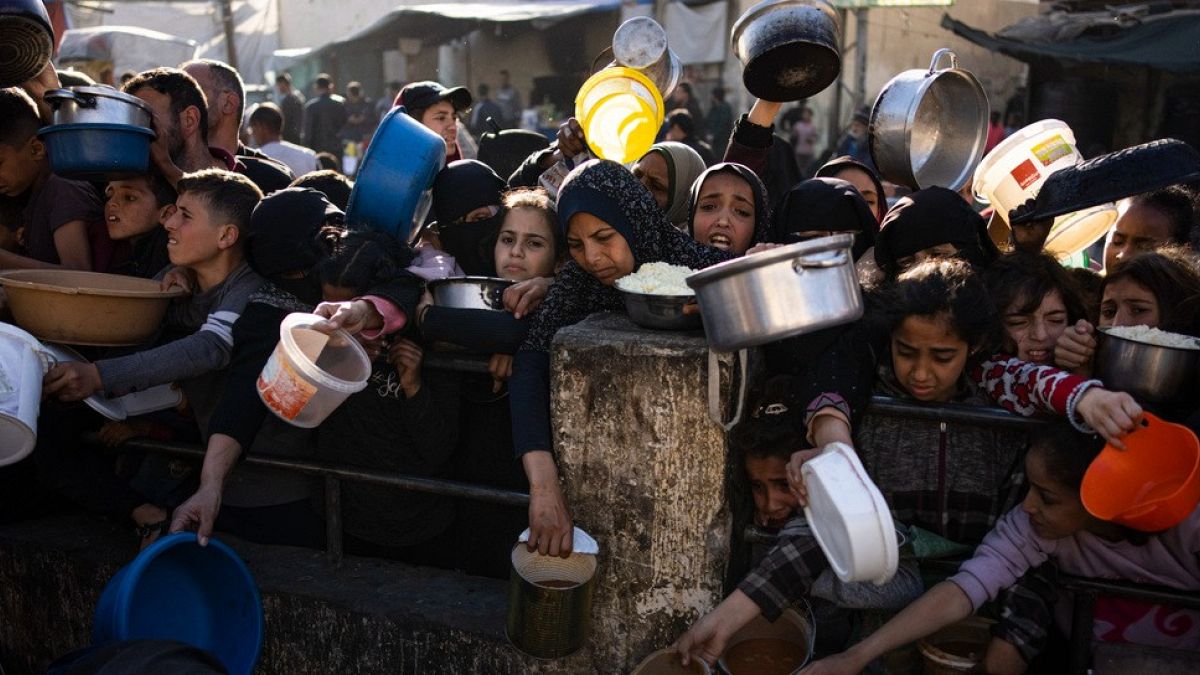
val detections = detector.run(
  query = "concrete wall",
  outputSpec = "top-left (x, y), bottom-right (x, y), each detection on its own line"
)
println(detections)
top-left (552, 313), bottom-right (733, 670)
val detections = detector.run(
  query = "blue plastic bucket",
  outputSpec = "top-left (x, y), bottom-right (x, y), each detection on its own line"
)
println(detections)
top-left (345, 106), bottom-right (445, 243)
top-left (39, 122), bottom-right (155, 181)
top-left (93, 533), bottom-right (263, 675)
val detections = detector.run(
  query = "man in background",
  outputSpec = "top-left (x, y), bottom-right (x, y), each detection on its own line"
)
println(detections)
top-left (275, 73), bottom-right (305, 144)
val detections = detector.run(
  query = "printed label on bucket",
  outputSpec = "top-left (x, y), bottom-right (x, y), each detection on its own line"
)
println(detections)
top-left (1031, 135), bottom-right (1072, 167)
top-left (257, 353), bottom-right (315, 421)
top-left (1010, 159), bottom-right (1041, 191)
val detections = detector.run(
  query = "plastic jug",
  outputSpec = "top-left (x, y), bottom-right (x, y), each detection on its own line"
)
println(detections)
top-left (575, 66), bottom-right (663, 165)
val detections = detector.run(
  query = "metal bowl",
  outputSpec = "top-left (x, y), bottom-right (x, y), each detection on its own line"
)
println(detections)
top-left (620, 289), bottom-right (701, 331)
top-left (44, 87), bottom-right (154, 128)
top-left (427, 276), bottom-right (513, 311)
top-left (1095, 328), bottom-right (1200, 405)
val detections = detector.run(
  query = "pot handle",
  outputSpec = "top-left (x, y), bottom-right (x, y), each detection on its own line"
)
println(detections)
top-left (707, 348), bottom-right (748, 431)
top-left (43, 88), bottom-right (97, 109)
top-left (793, 251), bottom-right (849, 271)
top-left (927, 48), bottom-right (958, 75)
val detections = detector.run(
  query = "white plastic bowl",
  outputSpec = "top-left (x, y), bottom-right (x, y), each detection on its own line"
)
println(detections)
top-left (801, 442), bottom-right (899, 585)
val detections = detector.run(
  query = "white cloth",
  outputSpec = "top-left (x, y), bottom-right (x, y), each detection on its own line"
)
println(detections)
top-left (664, 0), bottom-right (727, 65)
top-left (259, 140), bottom-right (319, 178)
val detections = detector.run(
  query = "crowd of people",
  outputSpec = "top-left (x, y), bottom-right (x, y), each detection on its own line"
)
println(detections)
top-left (1, 53), bottom-right (1199, 674)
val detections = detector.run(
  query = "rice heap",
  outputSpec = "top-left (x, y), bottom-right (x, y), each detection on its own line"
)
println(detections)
top-left (616, 262), bottom-right (695, 296)
top-left (1106, 325), bottom-right (1200, 350)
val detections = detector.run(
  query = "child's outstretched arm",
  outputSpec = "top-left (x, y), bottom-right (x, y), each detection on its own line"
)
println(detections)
top-left (799, 581), bottom-right (974, 674)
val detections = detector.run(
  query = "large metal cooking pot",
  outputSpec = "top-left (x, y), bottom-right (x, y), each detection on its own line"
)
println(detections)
top-left (730, 0), bottom-right (841, 102)
top-left (0, 0), bottom-right (54, 87)
top-left (869, 49), bottom-right (988, 192)
top-left (345, 106), bottom-right (445, 243)
top-left (611, 16), bottom-right (682, 101)
top-left (44, 87), bottom-right (155, 127)
top-left (427, 276), bottom-right (514, 312)
top-left (40, 87), bottom-right (157, 180)
top-left (1095, 328), bottom-right (1200, 405)
top-left (686, 234), bottom-right (861, 352)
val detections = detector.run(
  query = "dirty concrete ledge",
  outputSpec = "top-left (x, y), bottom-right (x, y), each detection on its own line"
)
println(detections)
top-left (0, 514), bottom-right (599, 674)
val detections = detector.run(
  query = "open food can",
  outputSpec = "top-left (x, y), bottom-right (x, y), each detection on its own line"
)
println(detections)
top-left (506, 527), bottom-right (599, 659)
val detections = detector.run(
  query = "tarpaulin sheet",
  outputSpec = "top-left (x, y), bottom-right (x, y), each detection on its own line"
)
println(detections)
top-left (664, 0), bottom-right (727, 65)
top-left (942, 11), bottom-right (1200, 74)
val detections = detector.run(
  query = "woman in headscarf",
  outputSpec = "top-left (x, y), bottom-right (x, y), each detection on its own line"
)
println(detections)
top-left (510, 159), bottom-right (732, 557)
top-left (634, 141), bottom-right (708, 229)
top-left (767, 177), bottom-right (879, 262)
top-left (687, 162), bottom-right (771, 256)
top-left (428, 159), bottom-right (508, 277)
top-left (816, 156), bottom-right (888, 223)
top-left (874, 186), bottom-right (1000, 281)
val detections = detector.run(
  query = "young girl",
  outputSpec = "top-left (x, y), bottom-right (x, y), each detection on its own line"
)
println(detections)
top-left (815, 156), bottom-right (887, 223)
top-left (1055, 249), bottom-right (1200, 376)
top-left (675, 260), bottom-right (1143, 667)
top-left (800, 423), bottom-right (1200, 675)
top-left (511, 159), bottom-right (732, 558)
top-left (986, 252), bottom-right (1089, 366)
top-left (687, 162), bottom-right (770, 256)
top-left (416, 187), bottom-right (563, 577)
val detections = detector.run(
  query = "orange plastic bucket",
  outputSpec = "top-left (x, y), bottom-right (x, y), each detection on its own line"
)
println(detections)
top-left (1081, 412), bottom-right (1200, 532)
top-left (575, 66), bottom-right (664, 164)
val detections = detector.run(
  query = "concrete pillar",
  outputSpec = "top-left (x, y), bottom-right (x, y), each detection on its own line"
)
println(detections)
top-left (550, 312), bottom-right (732, 670)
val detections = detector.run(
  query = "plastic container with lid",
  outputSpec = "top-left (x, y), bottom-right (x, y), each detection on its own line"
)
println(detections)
top-left (256, 313), bottom-right (370, 428)
top-left (575, 66), bottom-right (664, 164)
top-left (801, 442), bottom-right (899, 584)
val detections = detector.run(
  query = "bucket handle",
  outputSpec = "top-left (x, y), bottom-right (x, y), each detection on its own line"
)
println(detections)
top-left (927, 48), bottom-right (958, 75)
top-left (708, 348), bottom-right (748, 431)
top-left (793, 251), bottom-right (849, 271)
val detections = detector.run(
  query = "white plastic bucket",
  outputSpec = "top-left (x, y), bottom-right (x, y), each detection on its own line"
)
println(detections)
top-left (256, 313), bottom-right (370, 428)
top-left (0, 322), bottom-right (50, 466)
top-left (973, 119), bottom-right (1079, 222)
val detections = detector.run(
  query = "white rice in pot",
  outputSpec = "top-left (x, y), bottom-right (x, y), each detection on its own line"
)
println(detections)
top-left (615, 262), bottom-right (695, 296)
top-left (1105, 325), bottom-right (1200, 350)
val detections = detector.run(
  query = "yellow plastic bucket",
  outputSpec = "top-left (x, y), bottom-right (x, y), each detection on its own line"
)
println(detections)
top-left (575, 66), bottom-right (664, 164)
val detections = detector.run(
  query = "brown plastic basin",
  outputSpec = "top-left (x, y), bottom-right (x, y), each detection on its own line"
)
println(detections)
top-left (0, 270), bottom-right (184, 346)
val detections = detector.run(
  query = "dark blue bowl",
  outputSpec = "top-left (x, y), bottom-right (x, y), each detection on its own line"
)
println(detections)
top-left (93, 533), bottom-right (263, 675)
top-left (40, 123), bottom-right (155, 181)
top-left (345, 106), bottom-right (445, 242)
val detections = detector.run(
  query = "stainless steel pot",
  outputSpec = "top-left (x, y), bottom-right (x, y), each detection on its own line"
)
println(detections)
top-left (730, 0), bottom-right (841, 102)
top-left (427, 276), bottom-right (513, 312)
top-left (869, 49), bottom-right (988, 192)
top-left (686, 234), bottom-right (862, 352)
top-left (1095, 328), bottom-right (1200, 405)
top-left (620, 289), bottom-right (701, 331)
top-left (44, 87), bottom-right (154, 129)
top-left (611, 16), bottom-right (681, 101)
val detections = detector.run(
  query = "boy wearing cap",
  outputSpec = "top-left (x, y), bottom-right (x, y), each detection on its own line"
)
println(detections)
top-left (396, 80), bottom-right (473, 162)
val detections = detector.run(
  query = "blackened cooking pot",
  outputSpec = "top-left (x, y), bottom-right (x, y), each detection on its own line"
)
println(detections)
top-left (730, 0), bottom-right (841, 102)
top-left (0, 0), bottom-right (53, 87)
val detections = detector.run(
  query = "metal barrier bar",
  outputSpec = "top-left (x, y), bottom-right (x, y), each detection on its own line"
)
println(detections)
top-left (81, 434), bottom-right (531, 508)
top-left (867, 395), bottom-right (1046, 430)
top-left (424, 353), bottom-right (494, 374)
top-left (325, 476), bottom-right (343, 568)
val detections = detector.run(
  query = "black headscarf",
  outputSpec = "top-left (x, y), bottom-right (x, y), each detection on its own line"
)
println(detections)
top-left (769, 178), bottom-right (879, 260)
top-left (522, 160), bottom-right (732, 353)
top-left (431, 160), bottom-right (507, 276)
top-left (685, 162), bottom-right (771, 250)
top-left (816, 155), bottom-right (888, 223)
top-left (873, 186), bottom-right (999, 280)
top-left (246, 187), bottom-right (342, 304)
